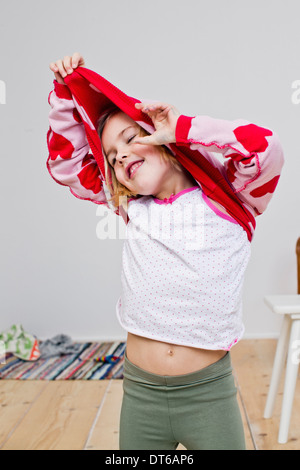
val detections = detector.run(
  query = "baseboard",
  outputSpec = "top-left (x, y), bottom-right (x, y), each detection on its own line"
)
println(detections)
top-left (242, 332), bottom-right (279, 340)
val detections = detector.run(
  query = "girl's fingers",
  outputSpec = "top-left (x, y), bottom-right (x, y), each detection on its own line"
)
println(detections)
top-left (54, 72), bottom-right (65, 84)
top-left (50, 53), bottom-right (85, 85)
top-left (72, 52), bottom-right (84, 68)
top-left (54, 59), bottom-right (67, 78)
top-left (71, 54), bottom-right (79, 68)
top-left (134, 101), bottom-right (178, 146)
top-left (134, 135), bottom-right (156, 145)
top-left (135, 102), bottom-right (167, 113)
top-left (63, 56), bottom-right (73, 74)
top-left (50, 54), bottom-right (84, 77)
top-left (135, 102), bottom-right (176, 123)
top-left (49, 62), bottom-right (58, 72)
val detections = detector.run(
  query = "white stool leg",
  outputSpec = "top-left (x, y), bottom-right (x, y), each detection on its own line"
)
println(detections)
top-left (264, 315), bottom-right (291, 418)
top-left (278, 319), bottom-right (300, 444)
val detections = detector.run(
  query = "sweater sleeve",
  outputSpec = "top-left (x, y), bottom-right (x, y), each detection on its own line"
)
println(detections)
top-left (47, 80), bottom-right (108, 205)
top-left (175, 114), bottom-right (284, 216)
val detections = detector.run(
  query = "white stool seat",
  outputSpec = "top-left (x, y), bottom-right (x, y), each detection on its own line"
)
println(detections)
top-left (264, 294), bottom-right (300, 444)
top-left (264, 295), bottom-right (300, 316)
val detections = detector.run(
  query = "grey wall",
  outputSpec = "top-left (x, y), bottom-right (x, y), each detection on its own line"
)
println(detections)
top-left (0, 0), bottom-right (299, 341)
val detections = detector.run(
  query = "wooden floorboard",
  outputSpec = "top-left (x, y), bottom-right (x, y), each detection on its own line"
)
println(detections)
top-left (231, 339), bottom-right (300, 450)
top-left (84, 380), bottom-right (123, 450)
top-left (0, 381), bottom-right (47, 448)
top-left (0, 339), bottom-right (299, 450)
top-left (0, 381), bottom-right (109, 450)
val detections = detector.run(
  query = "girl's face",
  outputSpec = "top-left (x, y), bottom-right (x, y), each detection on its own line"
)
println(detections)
top-left (101, 111), bottom-right (173, 197)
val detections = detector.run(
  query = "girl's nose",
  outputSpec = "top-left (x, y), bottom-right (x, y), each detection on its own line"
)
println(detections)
top-left (116, 153), bottom-right (128, 164)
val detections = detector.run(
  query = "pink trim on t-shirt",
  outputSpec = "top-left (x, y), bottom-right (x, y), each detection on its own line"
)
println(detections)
top-left (222, 338), bottom-right (238, 351)
top-left (153, 186), bottom-right (199, 205)
top-left (202, 192), bottom-right (238, 225)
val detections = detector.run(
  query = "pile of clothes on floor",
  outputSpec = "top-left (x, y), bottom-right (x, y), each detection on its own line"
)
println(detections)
top-left (0, 324), bottom-right (82, 362)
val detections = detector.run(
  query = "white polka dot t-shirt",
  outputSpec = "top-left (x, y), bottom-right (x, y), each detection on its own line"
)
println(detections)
top-left (116, 186), bottom-right (251, 351)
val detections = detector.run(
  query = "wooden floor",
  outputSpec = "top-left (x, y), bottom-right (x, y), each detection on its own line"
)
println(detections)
top-left (0, 339), bottom-right (299, 450)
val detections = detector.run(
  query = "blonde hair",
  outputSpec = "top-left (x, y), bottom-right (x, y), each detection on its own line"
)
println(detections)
top-left (97, 109), bottom-right (182, 208)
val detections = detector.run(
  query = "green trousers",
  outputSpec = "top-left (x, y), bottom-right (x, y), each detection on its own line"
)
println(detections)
top-left (119, 351), bottom-right (246, 450)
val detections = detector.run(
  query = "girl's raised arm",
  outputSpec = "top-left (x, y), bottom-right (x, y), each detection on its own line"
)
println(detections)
top-left (174, 114), bottom-right (284, 216)
top-left (47, 54), bottom-right (107, 205)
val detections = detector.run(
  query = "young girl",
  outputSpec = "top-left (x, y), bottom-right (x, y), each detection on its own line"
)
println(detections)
top-left (48, 53), bottom-right (284, 450)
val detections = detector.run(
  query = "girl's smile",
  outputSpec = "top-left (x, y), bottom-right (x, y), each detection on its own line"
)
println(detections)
top-left (126, 160), bottom-right (144, 179)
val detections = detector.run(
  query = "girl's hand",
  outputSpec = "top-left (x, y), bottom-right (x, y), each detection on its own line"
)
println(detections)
top-left (134, 101), bottom-right (180, 146)
top-left (49, 52), bottom-right (85, 84)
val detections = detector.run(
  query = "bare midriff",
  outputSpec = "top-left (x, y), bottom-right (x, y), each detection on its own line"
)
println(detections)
top-left (126, 333), bottom-right (227, 376)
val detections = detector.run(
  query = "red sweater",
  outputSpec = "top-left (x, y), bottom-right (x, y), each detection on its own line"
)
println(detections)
top-left (47, 67), bottom-right (284, 242)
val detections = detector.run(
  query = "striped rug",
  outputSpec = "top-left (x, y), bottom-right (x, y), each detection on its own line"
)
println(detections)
top-left (0, 342), bottom-right (126, 380)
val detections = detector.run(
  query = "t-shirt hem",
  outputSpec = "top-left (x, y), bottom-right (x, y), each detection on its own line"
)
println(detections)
top-left (117, 319), bottom-right (244, 352)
